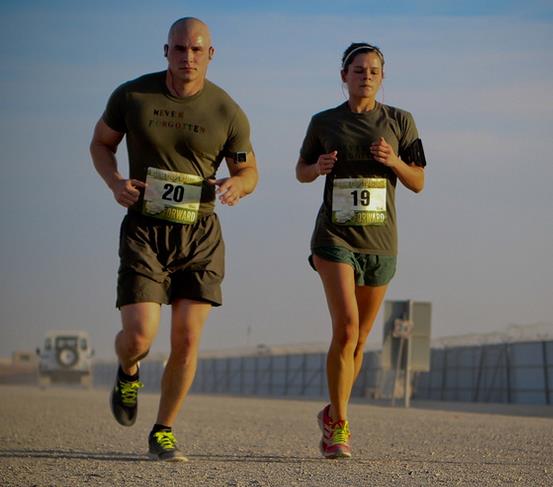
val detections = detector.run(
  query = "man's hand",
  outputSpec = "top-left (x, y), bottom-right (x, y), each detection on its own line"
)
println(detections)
top-left (208, 177), bottom-right (244, 206)
top-left (111, 179), bottom-right (147, 208)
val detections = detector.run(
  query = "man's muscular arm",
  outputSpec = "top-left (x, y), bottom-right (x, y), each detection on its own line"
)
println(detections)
top-left (90, 119), bottom-right (146, 207)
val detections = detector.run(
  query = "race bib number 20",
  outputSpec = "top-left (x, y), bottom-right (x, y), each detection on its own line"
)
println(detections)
top-left (142, 167), bottom-right (202, 224)
top-left (332, 178), bottom-right (387, 226)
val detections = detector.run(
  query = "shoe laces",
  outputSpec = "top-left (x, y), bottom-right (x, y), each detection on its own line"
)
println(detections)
top-left (330, 420), bottom-right (350, 445)
top-left (118, 380), bottom-right (143, 405)
top-left (153, 431), bottom-right (177, 451)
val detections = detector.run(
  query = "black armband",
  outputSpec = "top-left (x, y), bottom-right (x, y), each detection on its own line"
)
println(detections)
top-left (228, 151), bottom-right (247, 163)
top-left (401, 138), bottom-right (427, 167)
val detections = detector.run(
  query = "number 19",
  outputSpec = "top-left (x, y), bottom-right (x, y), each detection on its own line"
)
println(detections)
top-left (351, 189), bottom-right (370, 207)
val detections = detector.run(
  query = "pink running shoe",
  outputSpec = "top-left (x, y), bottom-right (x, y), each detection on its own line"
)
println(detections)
top-left (324, 420), bottom-right (352, 459)
top-left (317, 404), bottom-right (333, 454)
top-left (317, 405), bottom-right (352, 459)
top-left (317, 405), bottom-right (332, 437)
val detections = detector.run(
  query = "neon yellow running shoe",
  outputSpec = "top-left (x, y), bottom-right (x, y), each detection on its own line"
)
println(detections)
top-left (110, 369), bottom-right (143, 427)
top-left (148, 430), bottom-right (188, 462)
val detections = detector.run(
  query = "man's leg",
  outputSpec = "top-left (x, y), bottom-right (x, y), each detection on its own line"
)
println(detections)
top-left (147, 298), bottom-right (210, 462)
top-left (116, 302), bottom-right (161, 374)
top-left (156, 298), bottom-right (211, 427)
top-left (111, 302), bottom-right (160, 427)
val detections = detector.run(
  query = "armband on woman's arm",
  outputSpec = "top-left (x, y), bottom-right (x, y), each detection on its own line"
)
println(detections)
top-left (400, 139), bottom-right (427, 167)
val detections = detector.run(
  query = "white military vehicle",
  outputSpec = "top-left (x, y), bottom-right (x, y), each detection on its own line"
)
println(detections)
top-left (36, 330), bottom-right (94, 387)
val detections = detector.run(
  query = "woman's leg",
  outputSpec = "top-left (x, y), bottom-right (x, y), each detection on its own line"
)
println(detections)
top-left (352, 285), bottom-right (388, 382)
top-left (313, 255), bottom-right (358, 422)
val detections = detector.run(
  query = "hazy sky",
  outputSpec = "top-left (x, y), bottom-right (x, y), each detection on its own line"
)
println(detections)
top-left (1, 1), bottom-right (552, 359)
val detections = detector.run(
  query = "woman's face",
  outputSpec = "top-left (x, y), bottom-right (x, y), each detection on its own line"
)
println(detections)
top-left (342, 52), bottom-right (383, 100)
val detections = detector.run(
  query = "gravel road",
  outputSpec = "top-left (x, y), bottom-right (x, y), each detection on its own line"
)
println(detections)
top-left (1, 385), bottom-right (552, 486)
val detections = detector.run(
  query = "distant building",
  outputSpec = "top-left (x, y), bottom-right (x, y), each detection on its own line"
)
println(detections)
top-left (12, 351), bottom-right (38, 366)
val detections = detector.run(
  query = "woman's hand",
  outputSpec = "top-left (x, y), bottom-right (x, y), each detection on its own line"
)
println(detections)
top-left (315, 150), bottom-right (338, 176)
top-left (370, 137), bottom-right (400, 168)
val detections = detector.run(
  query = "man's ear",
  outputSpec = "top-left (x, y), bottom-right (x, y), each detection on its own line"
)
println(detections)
top-left (208, 46), bottom-right (215, 60)
top-left (164, 44), bottom-right (168, 57)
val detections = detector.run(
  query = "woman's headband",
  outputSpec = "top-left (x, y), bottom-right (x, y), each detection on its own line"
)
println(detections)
top-left (342, 44), bottom-right (384, 69)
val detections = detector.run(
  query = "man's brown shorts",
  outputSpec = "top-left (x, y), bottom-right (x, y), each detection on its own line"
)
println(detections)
top-left (116, 211), bottom-right (225, 308)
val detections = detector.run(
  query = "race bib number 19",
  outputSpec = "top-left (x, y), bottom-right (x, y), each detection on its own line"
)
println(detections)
top-left (332, 178), bottom-right (387, 226)
top-left (142, 167), bottom-right (202, 224)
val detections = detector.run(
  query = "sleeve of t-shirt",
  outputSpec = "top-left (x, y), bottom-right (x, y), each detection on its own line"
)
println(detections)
top-left (101, 83), bottom-right (128, 134)
top-left (397, 110), bottom-right (419, 157)
top-left (225, 105), bottom-right (253, 155)
top-left (299, 117), bottom-right (323, 165)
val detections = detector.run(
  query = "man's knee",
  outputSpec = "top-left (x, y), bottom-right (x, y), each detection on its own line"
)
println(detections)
top-left (119, 304), bottom-right (160, 358)
top-left (117, 328), bottom-right (152, 358)
top-left (171, 331), bottom-right (202, 357)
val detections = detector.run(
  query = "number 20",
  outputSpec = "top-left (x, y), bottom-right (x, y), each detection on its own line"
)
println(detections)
top-left (162, 183), bottom-right (184, 203)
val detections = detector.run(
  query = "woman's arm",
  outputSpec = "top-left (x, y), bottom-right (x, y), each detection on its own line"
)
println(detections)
top-left (370, 137), bottom-right (424, 193)
top-left (296, 151), bottom-right (337, 183)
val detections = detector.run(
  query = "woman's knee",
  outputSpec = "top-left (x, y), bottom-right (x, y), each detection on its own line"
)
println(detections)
top-left (354, 335), bottom-right (368, 359)
top-left (331, 321), bottom-right (359, 350)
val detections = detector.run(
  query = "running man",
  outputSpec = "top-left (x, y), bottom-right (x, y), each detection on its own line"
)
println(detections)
top-left (295, 43), bottom-right (426, 458)
top-left (90, 17), bottom-right (258, 461)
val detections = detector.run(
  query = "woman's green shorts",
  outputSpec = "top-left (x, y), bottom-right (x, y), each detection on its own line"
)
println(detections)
top-left (309, 246), bottom-right (396, 286)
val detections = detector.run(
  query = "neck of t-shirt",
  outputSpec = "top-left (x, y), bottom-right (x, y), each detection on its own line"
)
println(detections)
top-left (347, 97), bottom-right (377, 113)
top-left (166, 70), bottom-right (205, 98)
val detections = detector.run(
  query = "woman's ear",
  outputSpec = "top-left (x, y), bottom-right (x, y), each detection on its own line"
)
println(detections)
top-left (340, 69), bottom-right (347, 82)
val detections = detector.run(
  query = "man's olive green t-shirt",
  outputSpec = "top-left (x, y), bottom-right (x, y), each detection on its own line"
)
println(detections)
top-left (300, 101), bottom-right (420, 256)
top-left (102, 71), bottom-right (252, 215)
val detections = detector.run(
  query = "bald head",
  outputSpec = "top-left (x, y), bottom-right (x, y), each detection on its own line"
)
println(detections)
top-left (168, 17), bottom-right (211, 45)
top-left (164, 16), bottom-right (214, 96)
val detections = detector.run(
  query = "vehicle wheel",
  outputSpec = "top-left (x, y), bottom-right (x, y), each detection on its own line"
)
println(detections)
top-left (57, 347), bottom-right (78, 368)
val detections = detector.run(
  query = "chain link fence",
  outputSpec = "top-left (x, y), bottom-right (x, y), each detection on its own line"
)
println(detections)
top-left (93, 339), bottom-right (553, 405)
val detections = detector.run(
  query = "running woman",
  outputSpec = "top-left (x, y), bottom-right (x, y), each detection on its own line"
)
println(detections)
top-left (90, 17), bottom-right (258, 461)
top-left (295, 43), bottom-right (426, 459)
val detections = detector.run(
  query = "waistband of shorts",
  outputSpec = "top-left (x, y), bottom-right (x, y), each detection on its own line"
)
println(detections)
top-left (126, 207), bottom-right (216, 223)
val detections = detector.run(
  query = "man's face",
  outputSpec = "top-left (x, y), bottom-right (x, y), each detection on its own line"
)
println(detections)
top-left (166, 23), bottom-right (213, 84)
